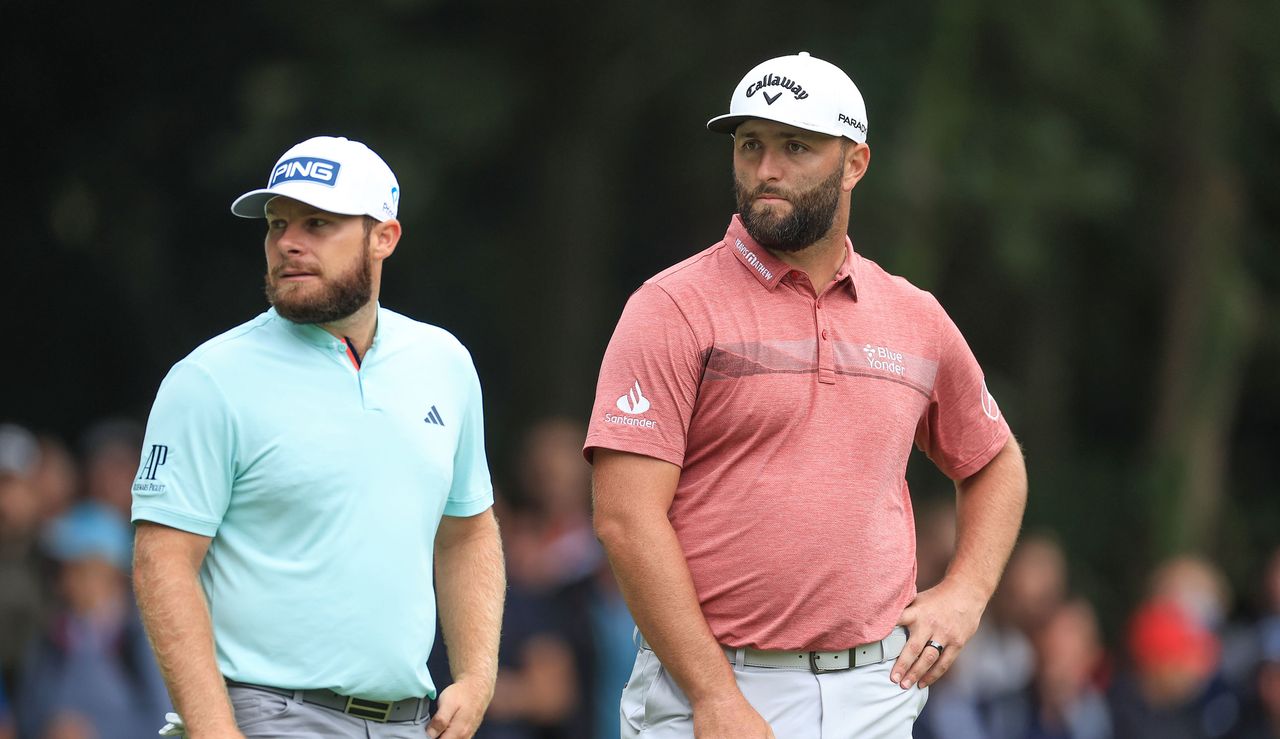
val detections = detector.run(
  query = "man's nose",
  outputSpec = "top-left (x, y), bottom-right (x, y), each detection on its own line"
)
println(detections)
top-left (755, 147), bottom-right (785, 183)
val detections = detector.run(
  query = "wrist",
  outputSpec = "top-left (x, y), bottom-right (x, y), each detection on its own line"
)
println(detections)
top-left (940, 571), bottom-right (993, 606)
top-left (451, 673), bottom-right (497, 702)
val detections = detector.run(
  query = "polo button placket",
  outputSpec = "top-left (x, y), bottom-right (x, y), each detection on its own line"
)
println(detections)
top-left (815, 298), bottom-right (835, 385)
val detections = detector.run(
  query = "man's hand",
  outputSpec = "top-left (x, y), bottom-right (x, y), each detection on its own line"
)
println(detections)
top-left (891, 577), bottom-right (987, 690)
top-left (692, 694), bottom-right (776, 739)
top-left (428, 677), bottom-right (493, 739)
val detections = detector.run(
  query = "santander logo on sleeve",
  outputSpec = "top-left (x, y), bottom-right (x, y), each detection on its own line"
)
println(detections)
top-left (616, 381), bottom-right (650, 414)
top-left (604, 380), bottom-right (658, 429)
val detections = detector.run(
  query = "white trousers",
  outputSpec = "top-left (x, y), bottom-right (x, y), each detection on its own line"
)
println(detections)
top-left (620, 643), bottom-right (928, 739)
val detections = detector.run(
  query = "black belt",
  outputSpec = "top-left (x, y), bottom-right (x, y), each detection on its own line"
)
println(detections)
top-left (225, 679), bottom-right (428, 723)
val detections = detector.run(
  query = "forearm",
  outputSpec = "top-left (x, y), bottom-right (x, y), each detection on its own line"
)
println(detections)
top-left (133, 528), bottom-right (238, 736)
top-left (945, 437), bottom-right (1028, 601)
top-left (596, 508), bottom-right (738, 708)
top-left (435, 510), bottom-right (504, 698)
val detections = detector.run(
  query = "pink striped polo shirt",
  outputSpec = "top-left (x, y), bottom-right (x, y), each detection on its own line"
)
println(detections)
top-left (585, 215), bottom-right (1011, 651)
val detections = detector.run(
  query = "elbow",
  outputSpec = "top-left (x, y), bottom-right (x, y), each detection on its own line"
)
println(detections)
top-left (592, 507), bottom-right (632, 553)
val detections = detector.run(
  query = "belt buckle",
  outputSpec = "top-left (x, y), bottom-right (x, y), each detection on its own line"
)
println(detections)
top-left (344, 696), bottom-right (393, 723)
top-left (808, 649), bottom-right (851, 673)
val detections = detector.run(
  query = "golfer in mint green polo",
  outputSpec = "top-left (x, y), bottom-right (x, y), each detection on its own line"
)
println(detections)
top-left (131, 136), bottom-right (504, 739)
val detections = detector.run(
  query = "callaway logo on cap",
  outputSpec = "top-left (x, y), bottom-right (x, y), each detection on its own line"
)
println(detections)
top-left (230, 136), bottom-right (400, 222)
top-left (707, 52), bottom-right (869, 143)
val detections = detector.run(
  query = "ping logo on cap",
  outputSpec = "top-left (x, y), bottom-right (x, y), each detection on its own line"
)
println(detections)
top-left (270, 157), bottom-right (341, 188)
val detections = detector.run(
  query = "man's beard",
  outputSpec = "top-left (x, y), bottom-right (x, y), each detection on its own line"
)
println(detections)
top-left (735, 166), bottom-right (843, 252)
top-left (264, 241), bottom-right (373, 324)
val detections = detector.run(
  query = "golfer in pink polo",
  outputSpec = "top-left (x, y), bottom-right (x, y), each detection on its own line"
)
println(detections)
top-left (585, 52), bottom-right (1028, 738)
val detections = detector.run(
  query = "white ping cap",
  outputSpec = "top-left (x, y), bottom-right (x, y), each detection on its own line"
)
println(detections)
top-left (707, 52), bottom-right (868, 143)
top-left (231, 136), bottom-right (400, 221)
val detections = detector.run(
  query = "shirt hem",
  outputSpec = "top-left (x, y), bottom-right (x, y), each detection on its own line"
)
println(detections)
top-left (583, 440), bottom-right (685, 468)
top-left (443, 497), bottom-right (494, 518)
top-left (946, 426), bottom-right (1011, 481)
top-left (131, 507), bottom-right (221, 537)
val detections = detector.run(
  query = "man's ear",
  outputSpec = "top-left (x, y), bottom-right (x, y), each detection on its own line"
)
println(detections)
top-left (371, 219), bottom-right (402, 260)
top-left (843, 142), bottom-right (871, 192)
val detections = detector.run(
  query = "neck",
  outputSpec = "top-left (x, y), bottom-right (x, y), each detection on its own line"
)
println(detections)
top-left (766, 231), bottom-right (848, 287)
top-left (319, 299), bottom-right (379, 357)
top-left (762, 202), bottom-right (851, 286)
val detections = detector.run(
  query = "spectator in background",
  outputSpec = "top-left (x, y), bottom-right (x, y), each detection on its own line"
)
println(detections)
top-left (915, 496), bottom-right (958, 592)
top-left (0, 675), bottom-right (13, 739)
top-left (1233, 624), bottom-right (1280, 738)
top-left (1022, 598), bottom-right (1113, 739)
top-left (1108, 594), bottom-right (1239, 739)
top-left (0, 423), bottom-right (47, 691)
top-left (919, 532), bottom-right (1069, 738)
top-left (30, 434), bottom-right (78, 525)
top-left (508, 416), bottom-right (634, 739)
top-left (505, 417), bottom-right (601, 591)
top-left (431, 491), bottom-right (581, 739)
top-left (1150, 555), bottom-right (1233, 633)
top-left (15, 501), bottom-right (170, 738)
top-left (78, 418), bottom-right (143, 521)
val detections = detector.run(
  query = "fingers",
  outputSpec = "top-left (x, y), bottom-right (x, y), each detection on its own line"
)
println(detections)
top-left (917, 643), bottom-right (960, 689)
top-left (426, 702), bottom-right (455, 739)
top-left (889, 630), bottom-right (940, 689)
top-left (430, 700), bottom-right (485, 739)
top-left (892, 603), bottom-right (961, 690)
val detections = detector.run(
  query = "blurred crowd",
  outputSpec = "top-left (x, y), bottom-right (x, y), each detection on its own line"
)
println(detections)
top-left (913, 500), bottom-right (1280, 739)
top-left (3, 416), bottom-right (1280, 739)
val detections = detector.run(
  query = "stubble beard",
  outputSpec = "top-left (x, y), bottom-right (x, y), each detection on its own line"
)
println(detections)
top-left (735, 166), bottom-right (843, 253)
top-left (264, 239), bottom-right (373, 325)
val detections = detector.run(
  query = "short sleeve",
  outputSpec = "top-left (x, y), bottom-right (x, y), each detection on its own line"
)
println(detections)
top-left (583, 284), bottom-right (705, 467)
top-left (444, 352), bottom-right (494, 517)
top-left (914, 302), bottom-right (1011, 480)
top-left (131, 362), bottom-right (237, 536)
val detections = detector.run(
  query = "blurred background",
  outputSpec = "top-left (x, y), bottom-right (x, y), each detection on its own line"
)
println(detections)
top-left (2, 1), bottom-right (1279, 737)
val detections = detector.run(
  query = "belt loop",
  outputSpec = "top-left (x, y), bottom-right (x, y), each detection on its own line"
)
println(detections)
top-left (733, 647), bottom-right (746, 673)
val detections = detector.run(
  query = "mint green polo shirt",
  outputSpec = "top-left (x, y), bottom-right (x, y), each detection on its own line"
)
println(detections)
top-left (131, 306), bottom-right (493, 700)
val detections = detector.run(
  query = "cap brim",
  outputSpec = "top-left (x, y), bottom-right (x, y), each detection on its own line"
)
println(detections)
top-left (706, 113), bottom-right (859, 142)
top-left (706, 113), bottom-right (751, 134)
top-left (229, 185), bottom-right (374, 220)
top-left (230, 189), bottom-right (277, 219)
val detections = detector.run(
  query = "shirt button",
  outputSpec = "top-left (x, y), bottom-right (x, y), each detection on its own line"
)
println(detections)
top-left (822, 329), bottom-right (829, 340)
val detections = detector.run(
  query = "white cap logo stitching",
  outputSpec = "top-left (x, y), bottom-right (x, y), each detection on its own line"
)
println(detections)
top-left (616, 381), bottom-right (651, 415)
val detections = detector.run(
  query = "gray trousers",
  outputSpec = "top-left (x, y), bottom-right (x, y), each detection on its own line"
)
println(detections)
top-left (620, 641), bottom-right (928, 739)
top-left (229, 685), bottom-right (430, 738)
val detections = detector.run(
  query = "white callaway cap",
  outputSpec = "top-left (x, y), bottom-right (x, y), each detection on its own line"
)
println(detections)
top-left (707, 51), bottom-right (868, 143)
top-left (231, 136), bottom-right (400, 221)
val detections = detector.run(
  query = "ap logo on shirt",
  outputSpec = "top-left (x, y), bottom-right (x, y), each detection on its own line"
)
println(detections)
top-left (133, 444), bottom-right (169, 496)
top-left (616, 381), bottom-right (651, 415)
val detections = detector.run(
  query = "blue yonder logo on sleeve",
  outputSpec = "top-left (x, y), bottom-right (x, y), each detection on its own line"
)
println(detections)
top-left (269, 157), bottom-right (341, 188)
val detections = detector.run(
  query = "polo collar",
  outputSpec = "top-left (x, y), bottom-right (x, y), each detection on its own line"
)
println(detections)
top-left (726, 215), bottom-right (790, 291)
top-left (272, 304), bottom-right (386, 351)
top-left (725, 215), bottom-right (860, 299)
